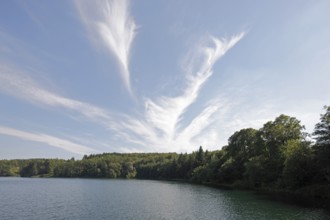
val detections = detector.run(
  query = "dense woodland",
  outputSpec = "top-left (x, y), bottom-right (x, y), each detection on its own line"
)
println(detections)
top-left (1, 106), bottom-right (329, 198)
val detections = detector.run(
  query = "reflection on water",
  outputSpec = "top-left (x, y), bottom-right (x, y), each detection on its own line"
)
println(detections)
top-left (0, 178), bottom-right (329, 220)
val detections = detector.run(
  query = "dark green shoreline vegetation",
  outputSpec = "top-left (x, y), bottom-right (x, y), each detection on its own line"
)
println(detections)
top-left (1, 106), bottom-right (329, 199)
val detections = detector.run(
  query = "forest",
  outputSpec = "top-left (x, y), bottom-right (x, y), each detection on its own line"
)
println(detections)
top-left (0, 106), bottom-right (329, 198)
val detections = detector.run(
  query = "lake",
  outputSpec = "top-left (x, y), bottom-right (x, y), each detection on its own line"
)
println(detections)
top-left (0, 178), bottom-right (329, 220)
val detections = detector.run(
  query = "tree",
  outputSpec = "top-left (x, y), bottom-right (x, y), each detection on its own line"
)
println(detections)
top-left (260, 114), bottom-right (305, 154)
top-left (313, 106), bottom-right (330, 183)
top-left (221, 128), bottom-right (259, 183)
top-left (258, 114), bottom-right (306, 184)
top-left (218, 157), bottom-right (240, 184)
top-left (313, 106), bottom-right (330, 145)
top-left (282, 140), bottom-right (313, 189)
top-left (244, 155), bottom-right (268, 187)
top-left (44, 159), bottom-right (53, 175)
top-left (122, 162), bottom-right (136, 178)
top-left (227, 128), bottom-right (259, 161)
top-left (191, 165), bottom-right (209, 183)
top-left (195, 146), bottom-right (205, 167)
top-left (20, 161), bottom-right (38, 177)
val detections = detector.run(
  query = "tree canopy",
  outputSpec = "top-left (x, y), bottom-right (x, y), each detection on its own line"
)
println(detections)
top-left (1, 107), bottom-right (329, 198)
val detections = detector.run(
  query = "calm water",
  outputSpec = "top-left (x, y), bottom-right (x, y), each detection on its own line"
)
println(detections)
top-left (0, 178), bottom-right (329, 220)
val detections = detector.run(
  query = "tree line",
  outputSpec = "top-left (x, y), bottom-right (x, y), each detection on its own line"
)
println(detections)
top-left (1, 106), bottom-right (329, 198)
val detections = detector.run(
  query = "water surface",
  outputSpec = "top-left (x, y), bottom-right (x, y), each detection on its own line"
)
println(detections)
top-left (0, 178), bottom-right (328, 219)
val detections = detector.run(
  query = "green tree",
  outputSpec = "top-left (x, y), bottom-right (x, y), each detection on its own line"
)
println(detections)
top-left (195, 146), bottom-right (205, 167)
top-left (225, 128), bottom-right (260, 182)
top-left (258, 114), bottom-right (306, 184)
top-left (191, 165), bottom-right (209, 183)
top-left (20, 161), bottom-right (38, 177)
top-left (282, 140), bottom-right (313, 189)
top-left (313, 106), bottom-right (330, 183)
top-left (227, 128), bottom-right (258, 159)
top-left (122, 162), bottom-right (136, 178)
top-left (260, 114), bottom-right (305, 154)
top-left (218, 156), bottom-right (241, 184)
top-left (244, 155), bottom-right (268, 187)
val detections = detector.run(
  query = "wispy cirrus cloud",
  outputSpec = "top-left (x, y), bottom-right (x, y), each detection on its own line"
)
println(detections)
top-left (0, 63), bottom-right (116, 154)
top-left (0, 126), bottom-right (96, 155)
top-left (116, 33), bottom-right (245, 151)
top-left (75, 0), bottom-right (136, 95)
top-left (0, 33), bottom-right (244, 153)
top-left (0, 64), bottom-right (112, 124)
top-left (147, 34), bottom-right (244, 137)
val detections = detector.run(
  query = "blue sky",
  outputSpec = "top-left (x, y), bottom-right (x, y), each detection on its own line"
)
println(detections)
top-left (0, 0), bottom-right (329, 159)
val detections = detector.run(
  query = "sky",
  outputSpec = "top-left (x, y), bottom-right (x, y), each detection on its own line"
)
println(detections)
top-left (0, 0), bottom-right (329, 159)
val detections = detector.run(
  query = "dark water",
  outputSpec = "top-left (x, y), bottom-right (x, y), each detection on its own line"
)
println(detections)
top-left (0, 178), bottom-right (329, 220)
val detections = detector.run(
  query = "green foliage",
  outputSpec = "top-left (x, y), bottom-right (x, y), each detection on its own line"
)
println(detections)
top-left (313, 106), bottom-right (330, 145)
top-left (0, 107), bottom-right (329, 198)
top-left (244, 156), bottom-right (268, 187)
top-left (258, 115), bottom-right (306, 184)
top-left (313, 106), bottom-right (330, 184)
top-left (191, 165), bottom-right (208, 182)
top-left (0, 160), bottom-right (20, 176)
top-left (218, 157), bottom-right (240, 184)
top-left (260, 114), bottom-right (305, 147)
top-left (282, 140), bottom-right (313, 189)
top-left (227, 128), bottom-right (258, 159)
top-left (223, 128), bottom-right (259, 183)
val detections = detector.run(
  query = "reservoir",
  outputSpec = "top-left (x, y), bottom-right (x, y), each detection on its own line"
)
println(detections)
top-left (0, 178), bottom-right (328, 219)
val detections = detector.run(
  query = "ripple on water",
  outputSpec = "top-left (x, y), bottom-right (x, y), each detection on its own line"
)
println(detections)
top-left (0, 178), bottom-right (328, 220)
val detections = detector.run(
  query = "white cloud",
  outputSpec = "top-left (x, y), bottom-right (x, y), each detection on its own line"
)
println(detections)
top-left (0, 33), bottom-right (245, 154)
top-left (0, 126), bottom-right (96, 155)
top-left (0, 64), bottom-right (122, 154)
top-left (75, 0), bottom-right (136, 95)
top-left (114, 33), bottom-right (245, 152)
top-left (0, 64), bottom-right (113, 124)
